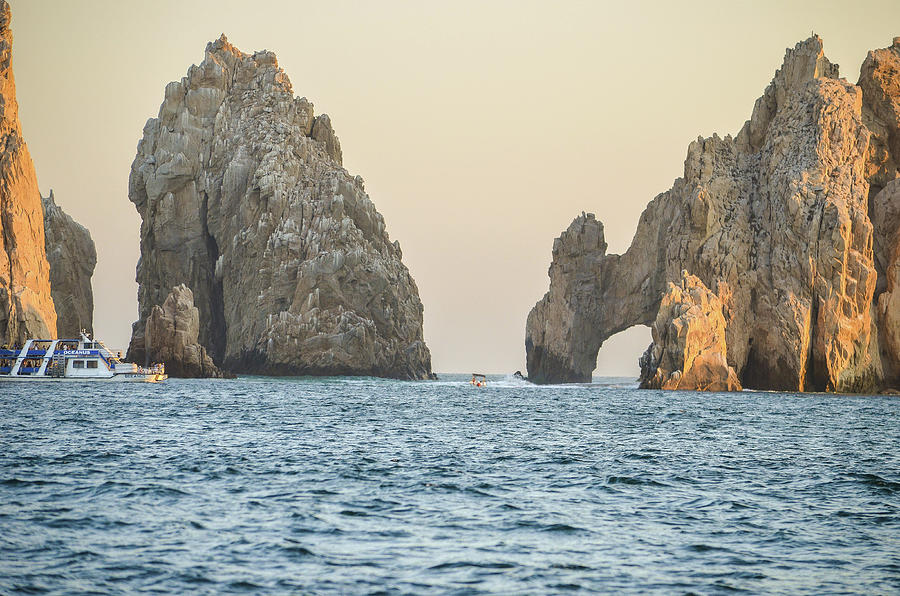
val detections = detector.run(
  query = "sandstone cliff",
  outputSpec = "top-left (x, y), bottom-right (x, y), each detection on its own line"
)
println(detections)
top-left (527, 35), bottom-right (900, 392)
top-left (0, 0), bottom-right (56, 344)
top-left (139, 284), bottom-right (226, 378)
top-left (42, 190), bottom-right (96, 338)
top-left (127, 35), bottom-right (432, 379)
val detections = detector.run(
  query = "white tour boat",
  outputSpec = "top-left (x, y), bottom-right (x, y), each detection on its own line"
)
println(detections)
top-left (0, 332), bottom-right (166, 382)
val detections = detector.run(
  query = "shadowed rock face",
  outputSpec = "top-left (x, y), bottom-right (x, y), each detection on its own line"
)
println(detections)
top-left (0, 0), bottom-right (56, 343)
top-left (127, 35), bottom-right (432, 379)
top-left (42, 190), bottom-right (96, 338)
top-left (528, 35), bottom-right (900, 392)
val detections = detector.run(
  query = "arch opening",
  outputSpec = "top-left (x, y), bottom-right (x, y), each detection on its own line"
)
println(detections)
top-left (593, 325), bottom-right (651, 380)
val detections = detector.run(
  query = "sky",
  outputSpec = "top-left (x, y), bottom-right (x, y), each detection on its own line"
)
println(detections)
top-left (9, 0), bottom-right (900, 375)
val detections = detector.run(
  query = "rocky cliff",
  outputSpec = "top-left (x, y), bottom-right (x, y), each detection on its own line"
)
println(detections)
top-left (527, 35), bottom-right (900, 392)
top-left (127, 35), bottom-right (432, 379)
top-left (0, 0), bottom-right (56, 344)
top-left (42, 190), bottom-right (96, 338)
top-left (863, 39), bottom-right (900, 387)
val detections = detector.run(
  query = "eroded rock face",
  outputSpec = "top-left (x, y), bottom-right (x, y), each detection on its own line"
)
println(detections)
top-left (860, 38), bottom-right (900, 204)
top-left (527, 36), bottom-right (893, 392)
top-left (0, 0), bottom-right (56, 343)
top-left (873, 180), bottom-right (900, 384)
top-left (42, 190), bottom-right (96, 338)
top-left (127, 35), bottom-right (431, 379)
top-left (139, 284), bottom-right (225, 378)
top-left (861, 40), bottom-right (900, 387)
top-left (639, 272), bottom-right (741, 392)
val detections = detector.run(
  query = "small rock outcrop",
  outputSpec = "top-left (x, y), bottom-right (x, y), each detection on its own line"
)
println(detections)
top-left (136, 284), bottom-right (225, 378)
top-left (639, 272), bottom-right (741, 391)
top-left (0, 0), bottom-right (56, 343)
top-left (42, 190), bottom-right (96, 338)
top-left (527, 35), bottom-right (900, 392)
top-left (127, 35), bottom-right (432, 379)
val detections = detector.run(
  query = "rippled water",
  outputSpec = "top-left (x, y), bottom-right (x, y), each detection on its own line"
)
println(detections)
top-left (1, 375), bottom-right (899, 594)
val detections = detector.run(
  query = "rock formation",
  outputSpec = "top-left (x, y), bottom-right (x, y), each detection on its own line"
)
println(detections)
top-left (862, 38), bottom-right (900, 387)
top-left (127, 35), bottom-right (432, 379)
top-left (638, 272), bottom-right (741, 391)
top-left (42, 190), bottom-right (96, 338)
top-left (528, 35), bottom-right (900, 392)
top-left (139, 284), bottom-right (225, 378)
top-left (0, 0), bottom-right (57, 344)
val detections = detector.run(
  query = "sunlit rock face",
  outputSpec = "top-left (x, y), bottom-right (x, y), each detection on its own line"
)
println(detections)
top-left (638, 272), bottom-right (741, 392)
top-left (528, 35), bottom-right (900, 392)
top-left (0, 0), bottom-right (57, 343)
top-left (862, 39), bottom-right (900, 387)
top-left (42, 190), bottom-right (96, 338)
top-left (127, 35), bottom-right (432, 379)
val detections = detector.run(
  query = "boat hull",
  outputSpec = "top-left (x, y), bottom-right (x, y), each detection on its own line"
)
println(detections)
top-left (0, 333), bottom-right (166, 382)
top-left (0, 374), bottom-right (164, 383)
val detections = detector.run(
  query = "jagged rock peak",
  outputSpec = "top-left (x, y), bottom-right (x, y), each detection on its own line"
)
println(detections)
top-left (527, 34), bottom-right (891, 392)
top-left (0, 0), bottom-right (57, 344)
top-left (778, 35), bottom-right (839, 85)
top-left (128, 36), bottom-right (431, 379)
top-left (42, 190), bottom-right (96, 338)
top-left (737, 34), bottom-right (841, 153)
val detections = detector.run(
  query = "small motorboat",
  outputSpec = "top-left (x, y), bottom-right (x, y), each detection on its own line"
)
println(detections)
top-left (470, 373), bottom-right (487, 387)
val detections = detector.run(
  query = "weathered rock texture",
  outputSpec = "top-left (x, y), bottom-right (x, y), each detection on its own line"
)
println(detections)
top-left (141, 284), bottom-right (225, 378)
top-left (42, 190), bottom-right (96, 338)
top-left (0, 0), bottom-right (56, 344)
top-left (127, 35), bottom-right (432, 379)
top-left (639, 272), bottom-right (741, 391)
top-left (528, 35), bottom-right (900, 392)
top-left (863, 39), bottom-right (900, 387)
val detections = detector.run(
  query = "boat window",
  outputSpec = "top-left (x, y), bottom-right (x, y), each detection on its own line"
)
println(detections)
top-left (73, 360), bottom-right (84, 369)
top-left (87, 360), bottom-right (98, 369)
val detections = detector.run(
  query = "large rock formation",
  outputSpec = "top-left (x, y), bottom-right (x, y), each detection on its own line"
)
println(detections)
top-left (127, 35), bottom-right (432, 379)
top-left (527, 35), bottom-right (900, 392)
top-left (639, 272), bottom-right (741, 391)
top-left (140, 284), bottom-right (225, 378)
top-left (873, 180), bottom-right (900, 385)
top-left (0, 0), bottom-right (56, 344)
top-left (862, 39), bottom-right (900, 387)
top-left (42, 190), bottom-right (96, 338)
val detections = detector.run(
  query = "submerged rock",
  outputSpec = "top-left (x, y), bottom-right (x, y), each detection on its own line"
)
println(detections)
top-left (136, 284), bottom-right (226, 378)
top-left (0, 0), bottom-right (57, 343)
top-left (42, 190), bottom-right (96, 338)
top-left (528, 35), bottom-right (898, 392)
top-left (639, 272), bottom-right (741, 392)
top-left (127, 35), bottom-right (432, 379)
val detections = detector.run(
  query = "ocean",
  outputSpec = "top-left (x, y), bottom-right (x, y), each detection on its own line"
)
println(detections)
top-left (1, 375), bottom-right (898, 594)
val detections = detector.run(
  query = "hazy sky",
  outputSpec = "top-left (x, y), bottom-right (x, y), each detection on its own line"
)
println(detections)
top-left (10, 0), bottom-right (900, 375)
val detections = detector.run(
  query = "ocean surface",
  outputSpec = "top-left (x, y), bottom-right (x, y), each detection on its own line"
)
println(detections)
top-left (1, 375), bottom-right (899, 594)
